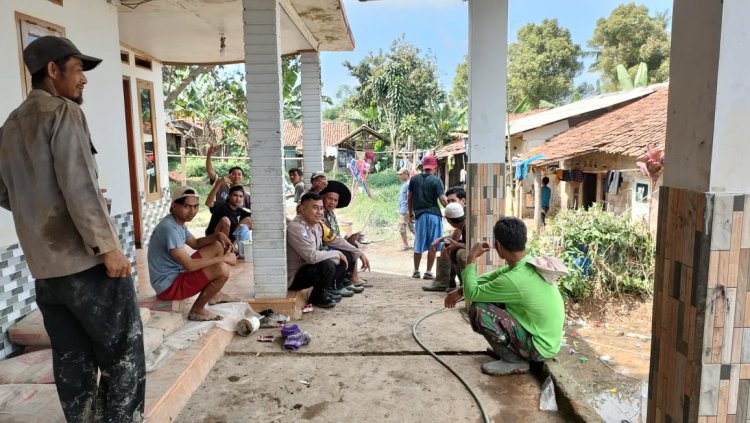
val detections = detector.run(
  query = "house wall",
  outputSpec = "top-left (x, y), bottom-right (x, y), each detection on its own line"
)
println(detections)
top-left (0, 0), bottom-right (136, 358)
top-left (556, 152), bottom-right (663, 231)
top-left (121, 46), bottom-right (170, 246)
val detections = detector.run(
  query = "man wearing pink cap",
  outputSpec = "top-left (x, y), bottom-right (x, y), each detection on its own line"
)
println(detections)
top-left (408, 155), bottom-right (448, 280)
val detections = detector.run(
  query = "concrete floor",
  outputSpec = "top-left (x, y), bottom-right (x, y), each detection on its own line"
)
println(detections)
top-left (176, 272), bottom-right (567, 422)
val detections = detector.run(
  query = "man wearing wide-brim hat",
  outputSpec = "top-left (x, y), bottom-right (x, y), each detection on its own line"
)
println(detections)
top-left (320, 181), bottom-right (371, 294)
top-left (0, 36), bottom-right (145, 420)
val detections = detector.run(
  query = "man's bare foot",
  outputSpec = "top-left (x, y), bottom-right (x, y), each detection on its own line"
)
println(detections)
top-left (208, 292), bottom-right (242, 305)
top-left (188, 308), bottom-right (223, 321)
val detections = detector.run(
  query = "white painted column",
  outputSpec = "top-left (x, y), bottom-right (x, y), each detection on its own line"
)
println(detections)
top-left (467, 0), bottom-right (507, 165)
top-left (243, 0), bottom-right (287, 298)
top-left (466, 0), bottom-right (508, 272)
top-left (300, 52), bottom-right (324, 182)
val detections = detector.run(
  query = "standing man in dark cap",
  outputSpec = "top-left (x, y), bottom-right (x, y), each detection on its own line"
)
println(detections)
top-left (0, 36), bottom-right (145, 421)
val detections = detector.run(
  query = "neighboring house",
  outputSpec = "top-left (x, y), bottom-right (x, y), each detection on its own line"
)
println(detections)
top-left (0, 0), bottom-right (353, 359)
top-left (283, 123), bottom-right (390, 172)
top-left (521, 84), bottom-right (668, 229)
top-left (437, 87), bottom-right (658, 216)
top-left (283, 120), bottom-right (351, 171)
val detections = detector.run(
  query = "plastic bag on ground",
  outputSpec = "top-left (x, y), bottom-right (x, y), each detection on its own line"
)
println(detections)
top-left (539, 376), bottom-right (558, 411)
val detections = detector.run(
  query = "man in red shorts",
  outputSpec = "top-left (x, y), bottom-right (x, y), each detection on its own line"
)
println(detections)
top-left (148, 186), bottom-right (239, 321)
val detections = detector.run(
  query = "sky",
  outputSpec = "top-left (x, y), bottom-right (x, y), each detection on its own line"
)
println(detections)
top-left (319, 0), bottom-right (674, 103)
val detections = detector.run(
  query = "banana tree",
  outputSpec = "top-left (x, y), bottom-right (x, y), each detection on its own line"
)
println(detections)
top-left (617, 62), bottom-right (649, 91)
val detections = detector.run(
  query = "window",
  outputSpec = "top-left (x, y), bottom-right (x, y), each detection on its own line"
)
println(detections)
top-left (134, 55), bottom-right (152, 70)
top-left (120, 50), bottom-right (130, 64)
top-left (16, 13), bottom-right (65, 96)
top-left (635, 182), bottom-right (649, 203)
top-left (136, 80), bottom-right (162, 201)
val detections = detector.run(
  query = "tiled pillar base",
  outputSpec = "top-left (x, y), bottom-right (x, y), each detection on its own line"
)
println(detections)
top-left (467, 163), bottom-right (505, 274)
top-left (649, 186), bottom-right (750, 422)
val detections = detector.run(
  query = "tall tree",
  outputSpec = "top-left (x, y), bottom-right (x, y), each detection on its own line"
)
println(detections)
top-left (343, 36), bottom-right (445, 166)
top-left (589, 3), bottom-right (671, 90)
top-left (508, 19), bottom-right (583, 109)
top-left (450, 57), bottom-right (468, 109)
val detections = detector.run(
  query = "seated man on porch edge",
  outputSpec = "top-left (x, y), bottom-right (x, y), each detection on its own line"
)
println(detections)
top-left (148, 186), bottom-right (240, 321)
top-left (445, 217), bottom-right (564, 376)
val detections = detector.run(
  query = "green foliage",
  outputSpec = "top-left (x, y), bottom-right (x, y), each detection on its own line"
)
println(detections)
top-left (450, 57), bottom-right (468, 109)
top-left (528, 206), bottom-right (655, 301)
top-left (337, 182), bottom-right (402, 238)
top-left (589, 3), bottom-right (671, 90)
top-left (508, 19), bottom-right (584, 109)
top-left (343, 35), bottom-right (445, 150)
top-left (366, 169), bottom-right (400, 188)
top-left (169, 157), bottom-right (249, 179)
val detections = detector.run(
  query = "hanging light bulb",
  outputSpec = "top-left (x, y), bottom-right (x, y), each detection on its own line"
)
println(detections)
top-left (219, 33), bottom-right (226, 58)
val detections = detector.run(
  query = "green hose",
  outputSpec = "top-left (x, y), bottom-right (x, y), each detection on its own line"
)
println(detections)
top-left (412, 306), bottom-right (491, 423)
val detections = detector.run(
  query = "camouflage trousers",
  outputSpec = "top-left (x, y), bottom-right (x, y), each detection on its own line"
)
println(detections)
top-left (468, 302), bottom-right (544, 362)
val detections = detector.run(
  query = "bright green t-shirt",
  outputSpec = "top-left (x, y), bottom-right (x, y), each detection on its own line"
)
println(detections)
top-left (461, 256), bottom-right (565, 358)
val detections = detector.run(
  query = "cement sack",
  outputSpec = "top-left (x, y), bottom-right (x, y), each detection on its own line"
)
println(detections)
top-left (0, 384), bottom-right (65, 422)
top-left (7, 309), bottom-right (50, 347)
top-left (144, 311), bottom-right (183, 337)
top-left (0, 349), bottom-right (54, 384)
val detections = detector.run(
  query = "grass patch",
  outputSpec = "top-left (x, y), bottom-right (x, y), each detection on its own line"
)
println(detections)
top-left (336, 182), bottom-right (402, 241)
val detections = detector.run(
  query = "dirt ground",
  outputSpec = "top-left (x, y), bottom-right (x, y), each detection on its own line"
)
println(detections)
top-left (177, 230), bottom-right (653, 422)
top-left (176, 269), bottom-right (568, 422)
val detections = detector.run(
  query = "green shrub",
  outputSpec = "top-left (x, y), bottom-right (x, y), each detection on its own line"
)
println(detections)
top-left (528, 204), bottom-right (655, 301)
top-left (367, 169), bottom-right (400, 188)
top-left (169, 157), bottom-right (251, 179)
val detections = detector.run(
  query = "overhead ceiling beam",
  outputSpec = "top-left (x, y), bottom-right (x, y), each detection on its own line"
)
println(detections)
top-left (278, 0), bottom-right (320, 51)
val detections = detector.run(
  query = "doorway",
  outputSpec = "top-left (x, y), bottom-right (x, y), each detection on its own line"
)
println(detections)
top-left (122, 77), bottom-right (143, 247)
top-left (582, 172), bottom-right (598, 210)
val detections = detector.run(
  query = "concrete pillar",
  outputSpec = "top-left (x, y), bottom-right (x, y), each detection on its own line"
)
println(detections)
top-left (466, 0), bottom-right (508, 273)
top-left (649, 0), bottom-right (750, 421)
top-left (243, 0), bottom-right (287, 298)
top-left (300, 52), bottom-right (323, 182)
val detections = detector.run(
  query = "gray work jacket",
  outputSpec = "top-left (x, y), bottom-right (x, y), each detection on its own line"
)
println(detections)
top-left (0, 90), bottom-right (122, 279)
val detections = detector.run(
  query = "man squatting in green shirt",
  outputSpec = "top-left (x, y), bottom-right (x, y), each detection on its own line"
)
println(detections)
top-left (445, 217), bottom-right (565, 375)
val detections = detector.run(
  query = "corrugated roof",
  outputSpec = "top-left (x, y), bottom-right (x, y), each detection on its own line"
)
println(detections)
top-left (507, 86), bottom-right (655, 135)
top-left (435, 109), bottom-right (547, 158)
top-left (284, 121), bottom-right (352, 150)
top-left (523, 85), bottom-right (668, 165)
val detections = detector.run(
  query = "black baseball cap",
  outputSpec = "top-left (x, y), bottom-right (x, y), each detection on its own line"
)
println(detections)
top-left (23, 36), bottom-right (102, 75)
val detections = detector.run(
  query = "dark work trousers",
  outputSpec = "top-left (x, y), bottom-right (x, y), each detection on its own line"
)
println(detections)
top-left (289, 259), bottom-right (346, 301)
top-left (335, 249), bottom-right (357, 285)
top-left (35, 264), bottom-right (146, 423)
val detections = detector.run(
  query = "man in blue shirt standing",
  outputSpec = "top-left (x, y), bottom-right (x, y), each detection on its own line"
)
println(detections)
top-left (541, 177), bottom-right (551, 226)
top-left (397, 168), bottom-right (414, 251)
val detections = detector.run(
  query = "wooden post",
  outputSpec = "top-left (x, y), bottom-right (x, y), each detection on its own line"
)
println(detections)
top-left (595, 173), bottom-right (603, 205)
top-left (180, 147), bottom-right (186, 187)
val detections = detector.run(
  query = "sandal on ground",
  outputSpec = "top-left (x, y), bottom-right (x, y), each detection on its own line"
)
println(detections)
top-left (208, 293), bottom-right (242, 305)
top-left (422, 272), bottom-right (434, 280)
top-left (412, 270), bottom-right (421, 279)
top-left (188, 311), bottom-right (224, 322)
top-left (399, 245), bottom-right (412, 251)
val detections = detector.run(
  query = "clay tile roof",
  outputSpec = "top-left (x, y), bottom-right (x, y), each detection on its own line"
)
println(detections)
top-left (283, 121), bottom-right (352, 150)
top-left (523, 85), bottom-right (668, 164)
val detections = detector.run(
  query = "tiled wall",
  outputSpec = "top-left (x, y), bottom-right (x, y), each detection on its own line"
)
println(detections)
top-left (467, 163), bottom-right (505, 274)
top-left (649, 187), bottom-right (750, 422)
top-left (0, 211), bottom-right (136, 359)
top-left (140, 188), bottom-right (171, 247)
